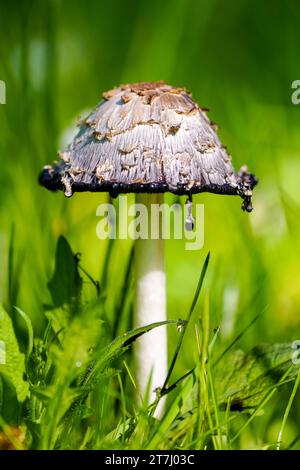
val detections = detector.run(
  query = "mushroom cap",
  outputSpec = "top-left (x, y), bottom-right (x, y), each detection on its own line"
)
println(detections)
top-left (39, 81), bottom-right (257, 211)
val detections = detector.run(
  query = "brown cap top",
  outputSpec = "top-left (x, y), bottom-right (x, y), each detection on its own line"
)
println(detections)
top-left (39, 81), bottom-right (257, 211)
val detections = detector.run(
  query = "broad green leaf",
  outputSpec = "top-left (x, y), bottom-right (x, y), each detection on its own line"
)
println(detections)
top-left (0, 305), bottom-right (28, 402)
top-left (47, 236), bottom-right (82, 312)
top-left (215, 343), bottom-right (298, 411)
top-left (0, 375), bottom-right (19, 423)
top-left (15, 306), bottom-right (34, 359)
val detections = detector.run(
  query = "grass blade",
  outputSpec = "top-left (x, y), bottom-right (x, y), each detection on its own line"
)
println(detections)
top-left (214, 312), bottom-right (261, 366)
top-left (161, 252), bottom-right (210, 392)
top-left (14, 306), bottom-right (34, 360)
top-left (276, 370), bottom-right (300, 450)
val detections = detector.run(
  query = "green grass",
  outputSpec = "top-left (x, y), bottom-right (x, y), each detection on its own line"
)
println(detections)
top-left (1, 0), bottom-right (300, 450)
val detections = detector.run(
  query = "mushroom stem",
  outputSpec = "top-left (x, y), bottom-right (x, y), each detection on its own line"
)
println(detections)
top-left (134, 193), bottom-right (167, 415)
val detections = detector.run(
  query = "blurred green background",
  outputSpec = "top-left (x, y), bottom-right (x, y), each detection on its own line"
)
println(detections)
top-left (1, 0), bottom-right (300, 447)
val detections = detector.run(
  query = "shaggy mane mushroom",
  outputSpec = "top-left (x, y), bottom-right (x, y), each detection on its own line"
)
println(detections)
top-left (39, 81), bottom-right (257, 415)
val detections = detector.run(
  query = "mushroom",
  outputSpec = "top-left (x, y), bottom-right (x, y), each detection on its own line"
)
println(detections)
top-left (39, 81), bottom-right (257, 413)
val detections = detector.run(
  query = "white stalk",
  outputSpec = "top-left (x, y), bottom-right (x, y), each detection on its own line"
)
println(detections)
top-left (134, 193), bottom-right (167, 415)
